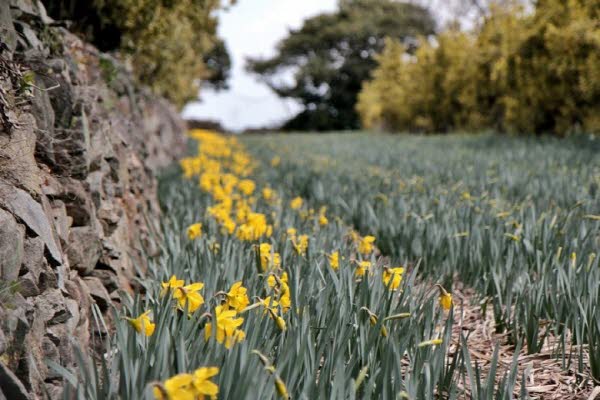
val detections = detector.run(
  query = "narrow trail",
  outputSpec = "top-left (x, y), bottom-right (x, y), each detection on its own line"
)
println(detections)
top-left (449, 286), bottom-right (594, 399)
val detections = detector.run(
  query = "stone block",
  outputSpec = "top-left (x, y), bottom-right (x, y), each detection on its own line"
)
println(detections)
top-left (0, 208), bottom-right (24, 282)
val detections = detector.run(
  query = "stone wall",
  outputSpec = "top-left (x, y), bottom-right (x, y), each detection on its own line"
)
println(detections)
top-left (0, 1), bottom-right (186, 398)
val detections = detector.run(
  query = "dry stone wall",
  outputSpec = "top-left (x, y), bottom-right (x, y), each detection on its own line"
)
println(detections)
top-left (0, 1), bottom-right (186, 398)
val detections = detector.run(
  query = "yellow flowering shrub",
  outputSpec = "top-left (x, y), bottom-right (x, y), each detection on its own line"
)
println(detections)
top-left (357, 1), bottom-right (600, 135)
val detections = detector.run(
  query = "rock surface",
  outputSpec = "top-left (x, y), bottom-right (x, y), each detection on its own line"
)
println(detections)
top-left (0, 1), bottom-right (186, 398)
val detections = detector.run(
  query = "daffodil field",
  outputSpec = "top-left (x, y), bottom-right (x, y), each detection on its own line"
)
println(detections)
top-left (61, 131), bottom-right (600, 399)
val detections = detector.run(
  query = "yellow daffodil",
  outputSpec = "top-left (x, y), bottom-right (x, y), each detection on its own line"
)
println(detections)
top-left (356, 261), bottom-right (372, 277)
top-left (259, 243), bottom-right (281, 271)
top-left (225, 281), bottom-right (250, 312)
top-left (236, 212), bottom-right (272, 241)
top-left (266, 273), bottom-right (291, 313)
top-left (127, 310), bottom-right (155, 337)
top-left (153, 373), bottom-right (195, 400)
top-left (278, 291), bottom-right (291, 313)
top-left (204, 305), bottom-right (245, 349)
top-left (161, 275), bottom-right (184, 297)
top-left (319, 214), bottom-right (328, 226)
top-left (383, 267), bottom-right (405, 290)
top-left (238, 179), bottom-right (256, 196)
top-left (328, 251), bottom-right (339, 270)
top-left (186, 223), bottom-right (202, 240)
top-left (318, 206), bottom-right (328, 226)
top-left (153, 367), bottom-right (219, 400)
top-left (261, 296), bottom-right (280, 315)
top-left (271, 156), bottom-right (280, 167)
top-left (192, 367), bottom-right (220, 399)
top-left (290, 197), bottom-right (303, 210)
top-left (286, 227), bottom-right (297, 239)
top-left (436, 285), bottom-right (453, 310)
top-left (358, 235), bottom-right (376, 255)
top-left (222, 217), bottom-right (236, 234)
top-left (292, 234), bottom-right (309, 255)
top-left (174, 282), bottom-right (205, 313)
top-left (440, 293), bottom-right (453, 310)
top-left (262, 187), bottom-right (275, 201)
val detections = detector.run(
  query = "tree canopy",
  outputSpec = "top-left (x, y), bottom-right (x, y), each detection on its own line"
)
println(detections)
top-left (357, 0), bottom-right (600, 135)
top-left (247, 0), bottom-right (436, 131)
top-left (43, 0), bottom-right (233, 107)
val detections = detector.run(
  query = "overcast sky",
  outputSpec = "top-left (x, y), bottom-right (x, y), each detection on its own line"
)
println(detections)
top-left (181, 0), bottom-right (338, 131)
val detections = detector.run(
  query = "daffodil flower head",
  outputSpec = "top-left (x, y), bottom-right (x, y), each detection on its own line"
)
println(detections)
top-left (355, 261), bottom-right (372, 277)
top-left (290, 196), bottom-right (303, 210)
top-left (153, 367), bottom-right (220, 400)
top-left (204, 305), bottom-right (245, 349)
top-left (436, 285), bottom-right (453, 310)
top-left (440, 292), bottom-right (453, 310)
top-left (383, 267), bottom-right (405, 290)
top-left (153, 373), bottom-right (194, 400)
top-left (127, 310), bottom-right (155, 337)
top-left (261, 296), bottom-right (279, 310)
top-left (358, 235), bottom-right (376, 255)
top-left (192, 367), bottom-right (220, 399)
top-left (267, 272), bottom-right (288, 289)
top-left (319, 214), bottom-right (329, 226)
top-left (262, 187), bottom-right (275, 201)
top-left (237, 179), bottom-right (256, 196)
top-left (318, 206), bottom-right (328, 226)
top-left (286, 227), bottom-right (297, 240)
top-left (186, 223), bottom-right (202, 240)
top-left (259, 243), bottom-right (281, 271)
top-left (292, 234), bottom-right (309, 255)
top-left (225, 281), bottom-right (250, 312)
top-left (173, 282), bottom-right (205, 313)
top-left (328, 251), bottom-right (340, 270)
top-left (161, 275), bottom-right (184, 297)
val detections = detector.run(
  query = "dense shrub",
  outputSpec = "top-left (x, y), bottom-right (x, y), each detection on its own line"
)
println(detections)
top-left (357, 0), bottom-right (600, 135)
top-left (43, 0), bottom-right (231, 107)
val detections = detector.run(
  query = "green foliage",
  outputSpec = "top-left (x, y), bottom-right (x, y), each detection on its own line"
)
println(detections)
top-left (55, 132), bottom-right (599, 398)
top-left (42, 0), bottom-right (232, 108)
top-left (247, 0), bottom-right (435, 131)
top-left (244, 132), bottom-right (599, 382)
top-left (203, 39), bottom-right (232, 91)
top-left (358, 0), bottom-right (600, 135)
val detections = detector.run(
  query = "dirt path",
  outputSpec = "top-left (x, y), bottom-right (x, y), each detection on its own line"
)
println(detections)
top-left (450, 287), bottom-right (596, 399)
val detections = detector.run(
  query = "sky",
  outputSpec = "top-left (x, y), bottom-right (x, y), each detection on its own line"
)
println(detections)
top-left (181, 0), bottom-right (338, 132)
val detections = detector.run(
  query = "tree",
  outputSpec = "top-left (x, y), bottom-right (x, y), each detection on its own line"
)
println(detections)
top-left (203, 39), bottom-right (232, 91)
top-left (357, 0), bottom-right (600, 135)
top-left (42, 0), bottom-right (233, 107)
top-left (246, 0), bottom-right (436, 131)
